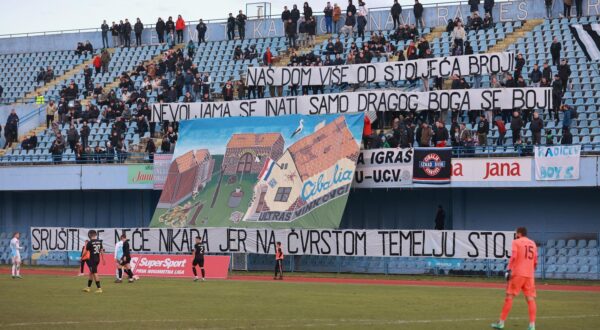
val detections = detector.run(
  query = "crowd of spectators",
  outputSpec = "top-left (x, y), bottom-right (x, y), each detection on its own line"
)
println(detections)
top-left (1, 2), bottom-right (585, 163)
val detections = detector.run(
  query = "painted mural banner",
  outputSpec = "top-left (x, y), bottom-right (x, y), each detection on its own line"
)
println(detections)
top-left (151, 88), bottom-right (551, 122)
top-left (353, 148), bottom-right (414, 188)
top-left (152, 154), bottom-right (174, 190)
top-left (534, 145), bottom-right (581, 180)
top-left (127, 164), bottom-right (154, 184)
top-left (413, 148), bottom-right (452, 184)
top-left (247, 53), bottom-right (514, 86)
top-left (95, 254), bottom-right (230, 279)
top-left (150, 113), bottom-right (364, 229)
top-left (30, 227), bottom-right (515, 259)
top-left (451, 158), bottom-right (532, 182)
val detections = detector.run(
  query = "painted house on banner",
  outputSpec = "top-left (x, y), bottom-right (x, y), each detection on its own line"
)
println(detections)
top-left (244, 116), bottom-right (360, 222)
top-left (222, 133), bottom-right (284, 175)
top-left (157, 149), bottom-right (214, 208)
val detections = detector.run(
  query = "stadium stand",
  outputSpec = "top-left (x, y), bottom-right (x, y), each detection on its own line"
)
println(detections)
top-left (0, 50), bottom-right (93, 104)
top-left (1, 6), bottom-right (600, 281)
top-left (241, 238), bottom-right (599, 280)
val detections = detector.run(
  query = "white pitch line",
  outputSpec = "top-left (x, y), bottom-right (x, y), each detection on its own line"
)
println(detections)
top-left (2, 314), bottom-right (599, 328)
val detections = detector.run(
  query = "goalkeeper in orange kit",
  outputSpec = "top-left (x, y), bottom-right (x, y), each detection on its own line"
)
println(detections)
top-left (491, 227), bottom-right (538, 330)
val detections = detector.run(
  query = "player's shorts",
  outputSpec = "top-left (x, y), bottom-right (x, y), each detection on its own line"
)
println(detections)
top-left (507, 275), bottom-right (536, 297)
top-left (193, 257), bottom-right (205, 267)
top-left (86, 259), bottom-right (99, 274)
top-left (120, 256), bottom-right (131, 266)
top-left (11, 253), bottom-right (21, 264)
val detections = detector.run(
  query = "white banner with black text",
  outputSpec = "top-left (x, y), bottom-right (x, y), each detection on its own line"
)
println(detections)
top-left (534, 145), bottom-right (581, 180)
top-left (247, 52), bottom-right (515, 86)
top-left (30, 227), bottom-right (514, 259)
top-left (353, 148), bottom-right (414, 187)
top-left (151, 88), bottom-right (551, 122)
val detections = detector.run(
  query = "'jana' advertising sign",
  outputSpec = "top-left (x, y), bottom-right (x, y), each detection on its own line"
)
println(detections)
top-left (128, 165), bottom-right (154, 184)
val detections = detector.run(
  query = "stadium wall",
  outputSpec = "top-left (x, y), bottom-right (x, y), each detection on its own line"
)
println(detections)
top-left (0, 190), bottom-right (160, 233)
top-left (0, 156), bottom-right (598, 191)
top-left (1, 187), bottom-right (598, 236)
top-left (0, 0), bottom-right (594, 54)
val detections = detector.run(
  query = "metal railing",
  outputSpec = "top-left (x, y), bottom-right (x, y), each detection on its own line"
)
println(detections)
top-left (0, 151), bottom-right (154, 165)
top-left (0, 0), bottom-right (511, 39)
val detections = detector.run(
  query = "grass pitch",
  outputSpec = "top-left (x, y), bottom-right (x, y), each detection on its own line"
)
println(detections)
top-left (0, 274), bottom-right (599, 329)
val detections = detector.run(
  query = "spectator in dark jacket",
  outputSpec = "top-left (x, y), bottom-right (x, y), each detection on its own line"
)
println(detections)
top-left (347, 0), bottom-right (357, 16)
top-left (101, 20), bottom-right (109, 48)
top-left (529, 63), bottom-right (542, 87)
top-left (227, 13), bottom-right (236, 40)
top-left (468, 0), bottom-right (480, 13)
top-left (236, 10), bottom-right (247, 40)
top-left (530, 112), bottom-right (544, 145)
top-left (282, 6), bottom-right (291, 33)
top-left (550, 37), bottom-right (562, 66)
top-left (196, 19), bottom-right (207, 45)
top-left (542, 62), bottom-right (552, 82)
top-left (324, 2), bottom-right (334, 33)
top-left (514, 53), bottom-right (525, 80)
top-left (291, 4), bottom-right (301, 23)
top-left (80, 121), bottom-right (91, 148)
top-left (3, 109), bottom-right (19, 148)
top-left (561, 104), bottom-right (573, 129)
top-left (477, 115), bottom-right (489, 146)
top-left (434, 205), bottom-right (445, 230)
top-left (50, 133), bottom-right (65, 163)
top-left (122, 19), bottom-right (132, 47)
top-left (391, 0), bottom-right (402, 29)
top-left (413, 0), bottom-right (424, 31)
top-left (303, 2), bottom-right (313, 19)
top-left (155, 18), bottom-right (166, 43)
top-left (111, 21), bottom-right (120, 47)
top-left (557, 59), bottom-right (571, 93)
top-left (551, 75), bottom-right (563, 122)
top-left (145, 137), bottom-right (156, 156)
top-left (66, 124), bottom-right (79, 151)
top-left (134, 18), bottom-right (144, 46)
top-left (166, 16), bottom-right (175, 45)
top-left (561, 127), bottom-right (573, 145)
top-left (222, 81), bottom-right (235, 101)
top-left (433, 121), bottom-right (449, 147)
top-left (510, 111), bottom-right (524, 145)
top-left (484, 0), bottom-right (495, 17)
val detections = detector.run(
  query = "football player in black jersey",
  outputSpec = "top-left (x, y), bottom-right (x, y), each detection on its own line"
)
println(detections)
top-left (120, 234), bottom-right (137, 283)
top-left (83, 230), bottom-right (105, 293)
top-left (192, 236), bottom-right (206, 282)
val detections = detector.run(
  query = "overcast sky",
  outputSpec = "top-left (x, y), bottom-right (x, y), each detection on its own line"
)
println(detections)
top-left (0, 0), bottom-right (457, 35)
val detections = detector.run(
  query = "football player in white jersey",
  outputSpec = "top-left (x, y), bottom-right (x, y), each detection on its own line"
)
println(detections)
top-left (10, 232), bottom-right (23, 279)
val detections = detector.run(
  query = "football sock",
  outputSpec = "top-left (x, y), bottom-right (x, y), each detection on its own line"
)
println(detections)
top-left (16, 265), bottom-right (20, 276)
top-left (95, 281), bottom-right (101, 288)
top-left (87, 280), bottom-right (92, 287)
top-left (126, 269), bottom-right (133, 278)
top-left (11, 264), bottom-right (15, 276)
top-left (192, 267), bottom-right (197, 276)
top-left (500, 297), bottom-right (514, 321)
top-left (527, 299), bottom-right (537, 324)
top-left (201, 268), bottom-right (205, 278)
top-left (118, 269), bottom-right (122, 279)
